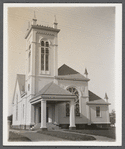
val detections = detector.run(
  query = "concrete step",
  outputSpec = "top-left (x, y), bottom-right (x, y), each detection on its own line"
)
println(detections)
top-left (46, 123), bottom-right (61, 130)
top-left (33, 123), bottom-right (61, 130)
top-left (33, 123), bottom-right (41, 130)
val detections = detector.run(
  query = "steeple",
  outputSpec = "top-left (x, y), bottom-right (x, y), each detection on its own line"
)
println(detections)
top-left (32, 11), bottom-right (37, 25)
top-left (84, 68), bottom-right (88, 78)
top-left (53, 15), bottom-right (58, 29)
top-left (104, 92), bottom-right (108, 102)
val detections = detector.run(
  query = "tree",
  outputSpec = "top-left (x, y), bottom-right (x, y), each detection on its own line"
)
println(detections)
top-left (109, 109), bottom-right (116, 126)
top-left (7, 115), bottom-right (13, 125)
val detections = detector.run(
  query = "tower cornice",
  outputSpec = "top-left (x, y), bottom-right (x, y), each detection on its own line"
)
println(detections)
top-left (36, 31), bottom-right (55, 36)
top-left (25, 25), bottom-right (60, 39)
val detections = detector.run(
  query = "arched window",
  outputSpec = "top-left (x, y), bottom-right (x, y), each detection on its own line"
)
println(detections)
top-left (46, 41), bottom-right (49, 47)
top-left (41, 40), bottom-right (49, 71)
top-left (41, 41), bottom-right (44, 46)
top-left (66, 87), bottom-right (80, 117)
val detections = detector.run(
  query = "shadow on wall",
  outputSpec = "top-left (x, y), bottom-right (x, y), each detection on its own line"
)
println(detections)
top-left (59, 111), bottom-right (110, 130)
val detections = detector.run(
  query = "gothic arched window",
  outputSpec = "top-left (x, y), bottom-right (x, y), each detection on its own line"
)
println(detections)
top-left (41, 40), bottom-right (49, 71)
top-left (66, 87), bottom-right (80, 117)
top-left (41, 41), bottom-right (44, 46)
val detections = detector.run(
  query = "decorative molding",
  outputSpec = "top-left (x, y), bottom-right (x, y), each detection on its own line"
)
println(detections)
top-left (56, 76), bottom-right (89, 81)
top-left (30, 95), bottom-right (75, 104)
top-left (36, 31), bottom-right (55, 36)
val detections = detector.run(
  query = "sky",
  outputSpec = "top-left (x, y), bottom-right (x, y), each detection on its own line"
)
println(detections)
top-left (7, 6), bottom-right (115, 115)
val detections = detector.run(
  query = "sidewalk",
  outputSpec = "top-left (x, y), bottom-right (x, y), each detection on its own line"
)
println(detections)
top-left (10, 129), bottom-right (115, 142)
top-left (58, 129), bottom-right (115, 142)
top-left (10, 129), bottom-right (66, 141)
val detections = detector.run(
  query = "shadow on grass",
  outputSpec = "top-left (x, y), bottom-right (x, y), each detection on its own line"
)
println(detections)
top-left (37, 130), bottom-right (96, 141)
top-left (8, 131), bottom-right (31, 142)
top-left (68, 127), bottom-right (116, 139)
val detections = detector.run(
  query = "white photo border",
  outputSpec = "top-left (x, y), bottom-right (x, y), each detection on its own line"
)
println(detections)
top-left (3, 3), bottom-right (122, 146)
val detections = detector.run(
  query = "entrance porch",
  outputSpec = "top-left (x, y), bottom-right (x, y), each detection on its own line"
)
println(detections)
top-left (30, 82), bottom-right (77, 130)
top-left (34, 101), bottom-right (61, 125)
top-left (30, 97), bottom-right (76, 130)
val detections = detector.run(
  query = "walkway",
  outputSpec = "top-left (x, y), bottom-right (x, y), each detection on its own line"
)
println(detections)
top-left (10, 129), bottom-right (115, 142)
top-left (58, 130), bottom-right (115, 142)
top-left (9, 129), bottom-right (66, 141)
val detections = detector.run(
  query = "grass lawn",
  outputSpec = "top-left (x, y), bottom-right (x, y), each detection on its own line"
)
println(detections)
top-left (8, 131), bottom-right (31, 142)
top-left (68, 127), bottom-right (116, 139)
top-left (37, 130), bottom-right (96, 141)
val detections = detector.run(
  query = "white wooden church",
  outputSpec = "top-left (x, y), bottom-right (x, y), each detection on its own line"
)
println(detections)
top-left (12, 14), bottom-right (110, 130)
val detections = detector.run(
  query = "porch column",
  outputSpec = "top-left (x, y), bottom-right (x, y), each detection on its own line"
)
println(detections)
top-left (69, 100), bottom-right (76, 130)
top-left (107, 105), bottom-right (110, 123)
top-left (48, 105), bottom-right (52, 123)
top-left (52, 104), bottom-right (55, 123)
top-left (40, 100), bottom-right (47, 130)
top-left (55, 104), bottom-right (58, 125)
top-left (31, 105), bottom-right (35, 125)
top-left (35, 106), bottom-right (39, 123)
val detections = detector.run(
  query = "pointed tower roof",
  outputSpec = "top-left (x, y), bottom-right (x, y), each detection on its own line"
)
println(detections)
top-left (53, 15), bottom-right (58, 29)
top-left (84, 68), bottom-right (88, 75)
top-left (25, 14), bottom-right (60, 39)
top-left (33, 11), bottom-right (37, 21)
top-left (54, 15), bottom-right (57, 24)
top-left (104, 93), bottom-right (108, 100)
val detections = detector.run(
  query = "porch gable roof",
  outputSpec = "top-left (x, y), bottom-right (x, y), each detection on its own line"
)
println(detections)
top-left (35, 82), bottom-right (75, 97)
top-left (30, 82), bottom-right (76, 103)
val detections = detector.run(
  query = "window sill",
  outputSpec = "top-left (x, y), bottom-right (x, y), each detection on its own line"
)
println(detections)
top-left (96, 116), bottom-right (102, 118)
top-left (40, 71), bottom-right (50, 75)
top-left (64, 115), bottom-right (82, 118)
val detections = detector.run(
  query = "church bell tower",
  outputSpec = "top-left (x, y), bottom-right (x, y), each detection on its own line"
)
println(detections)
top-left (25, 13), bottom-right (60, 96)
